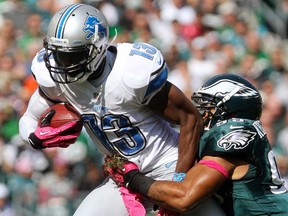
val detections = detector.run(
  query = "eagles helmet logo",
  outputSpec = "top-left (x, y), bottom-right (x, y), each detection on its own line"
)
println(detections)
top-left (217, 129), bottom-right (256, 150)
top-left (83, 15), bottom-right (107, 40)
top-left (200, 79), bottom-right (259, 98)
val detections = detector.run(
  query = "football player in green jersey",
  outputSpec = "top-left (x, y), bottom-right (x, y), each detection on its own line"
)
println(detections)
top-left (105, 73), bottom-right (288, 215)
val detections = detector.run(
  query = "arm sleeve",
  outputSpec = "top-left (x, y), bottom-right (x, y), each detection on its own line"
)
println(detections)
top-left (19, 89), bottom-right (54, 143)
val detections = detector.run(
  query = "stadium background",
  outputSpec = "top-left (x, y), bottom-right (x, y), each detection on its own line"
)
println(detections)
top-left (1, 0), bottom-right (288, 215)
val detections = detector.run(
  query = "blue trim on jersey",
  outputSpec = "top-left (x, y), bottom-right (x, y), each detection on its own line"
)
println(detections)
top-left (56, 4), bottom-right (82, 38)
top-left (144, 65), bottom-right (168, 101)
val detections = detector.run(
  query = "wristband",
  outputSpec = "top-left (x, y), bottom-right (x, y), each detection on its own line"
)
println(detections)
top-left (172, 172), bottom-right (186, 182)
top-left (123, 169), bottom-right (140, 188)
top-left (128, 173), bottom-right (155, 197)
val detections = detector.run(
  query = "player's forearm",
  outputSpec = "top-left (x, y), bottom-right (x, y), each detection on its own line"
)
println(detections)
top-left (19, 89), bottom-right (52, 141)
top-left (129, 173), bottom-right (196, 212)
top-left (176, 108), bottom-right (203, 172)
top-left (148, 82), bottom-right (203, 172)
top-left (19, 115), bottom-right (38, 142)
top-left (129, 165), bottom-right (223, 213)
top-left (149, 181), bottom-right (195, 212)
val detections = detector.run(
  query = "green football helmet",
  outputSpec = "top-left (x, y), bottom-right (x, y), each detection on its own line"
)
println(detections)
top-left (191, 73), bottom-right (263, 130)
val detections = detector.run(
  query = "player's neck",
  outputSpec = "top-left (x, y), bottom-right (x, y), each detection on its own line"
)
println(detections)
top-left (88, 58), bottom-right (106, 80)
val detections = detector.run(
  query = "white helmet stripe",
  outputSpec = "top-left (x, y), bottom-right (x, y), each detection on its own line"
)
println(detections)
top-left (199, 79), bottom-right (259, 97)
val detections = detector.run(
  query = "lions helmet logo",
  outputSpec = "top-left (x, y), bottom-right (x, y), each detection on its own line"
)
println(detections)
top-left (217, 129), bottom-right (256, 150)
top-left (83, 15), bottom-right (107, 40)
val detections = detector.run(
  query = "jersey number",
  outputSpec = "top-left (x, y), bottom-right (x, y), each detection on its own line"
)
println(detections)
top-left (268, 150), bottom-right (284, 185)
top-left (129, 43), bottom-right (157, 60)
top-left (83, 114), bottom-right (146, 156)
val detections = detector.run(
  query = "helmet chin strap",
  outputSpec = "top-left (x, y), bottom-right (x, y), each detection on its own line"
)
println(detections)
top-left (205, 115), bottom-right (213, 131)
top-left (108, 28), bottom-right (118, 46)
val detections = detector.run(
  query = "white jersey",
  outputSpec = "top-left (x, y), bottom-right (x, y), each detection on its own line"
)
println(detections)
top-left (20, 42), bottom-right (179, 175)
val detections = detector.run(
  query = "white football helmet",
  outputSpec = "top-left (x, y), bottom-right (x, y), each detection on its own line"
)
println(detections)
top-left (43, 4), bottom-right (109, 83)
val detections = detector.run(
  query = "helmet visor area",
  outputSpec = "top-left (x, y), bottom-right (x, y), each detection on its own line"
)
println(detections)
top-left (53, 49), bottom-right (89, 68)
top-left (191, 93), bottom-right (217, 116)
top-left (192, 93), bottom-right (219, 130)
top-left (43, 39), bottom-right (98, 83)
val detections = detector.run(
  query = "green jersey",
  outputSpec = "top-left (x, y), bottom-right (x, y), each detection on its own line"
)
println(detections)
top-left (198, 118), bottom-right (288, 216)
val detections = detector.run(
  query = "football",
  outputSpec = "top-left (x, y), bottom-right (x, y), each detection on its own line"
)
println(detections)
top-left (39, 103), bottom-right (83, 129)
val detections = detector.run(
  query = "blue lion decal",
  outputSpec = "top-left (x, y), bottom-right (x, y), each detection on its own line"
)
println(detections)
top-left (83, 15), bottom-right (107, 40)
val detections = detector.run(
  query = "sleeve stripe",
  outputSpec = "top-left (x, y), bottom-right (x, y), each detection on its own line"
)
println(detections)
top-left (143, 64), bottom-right (168, 103)
top-left (151, 61), bottom-right (166, 76)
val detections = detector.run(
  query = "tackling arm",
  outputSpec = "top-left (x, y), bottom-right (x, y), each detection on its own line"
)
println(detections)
top-left (129, 156), bottom-right (235, 213)
top-left (148, 81), bottom-right (203, 172)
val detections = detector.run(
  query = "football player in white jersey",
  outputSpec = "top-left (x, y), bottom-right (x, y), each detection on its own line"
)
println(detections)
top-left (18, 4), bottom-right (224, 216)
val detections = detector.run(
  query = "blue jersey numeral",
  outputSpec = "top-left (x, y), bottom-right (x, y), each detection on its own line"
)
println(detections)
top-left (82, 114), bottom-right (146, 156)
top-left (129, 43), bottom-right (157, 60)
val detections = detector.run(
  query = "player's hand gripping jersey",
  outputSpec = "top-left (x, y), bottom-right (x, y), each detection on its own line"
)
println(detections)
top-left (199, 118), bottom-right (288, 215)
top-left (20, 42), bottom-right (179, 175)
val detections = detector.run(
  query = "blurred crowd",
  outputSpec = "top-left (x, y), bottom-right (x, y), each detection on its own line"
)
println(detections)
top-left (1, 0), bottom-right (288, 215)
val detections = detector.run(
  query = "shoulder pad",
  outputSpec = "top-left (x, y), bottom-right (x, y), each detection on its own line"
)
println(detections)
top-left (115, 43), bottom-right (168, 103)
top-left (115, 43), bottom-right (165, 87)
top-left (31, 49), bottom-right (56, 88)
top-left (200, 119), bottom-right (259, 160)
